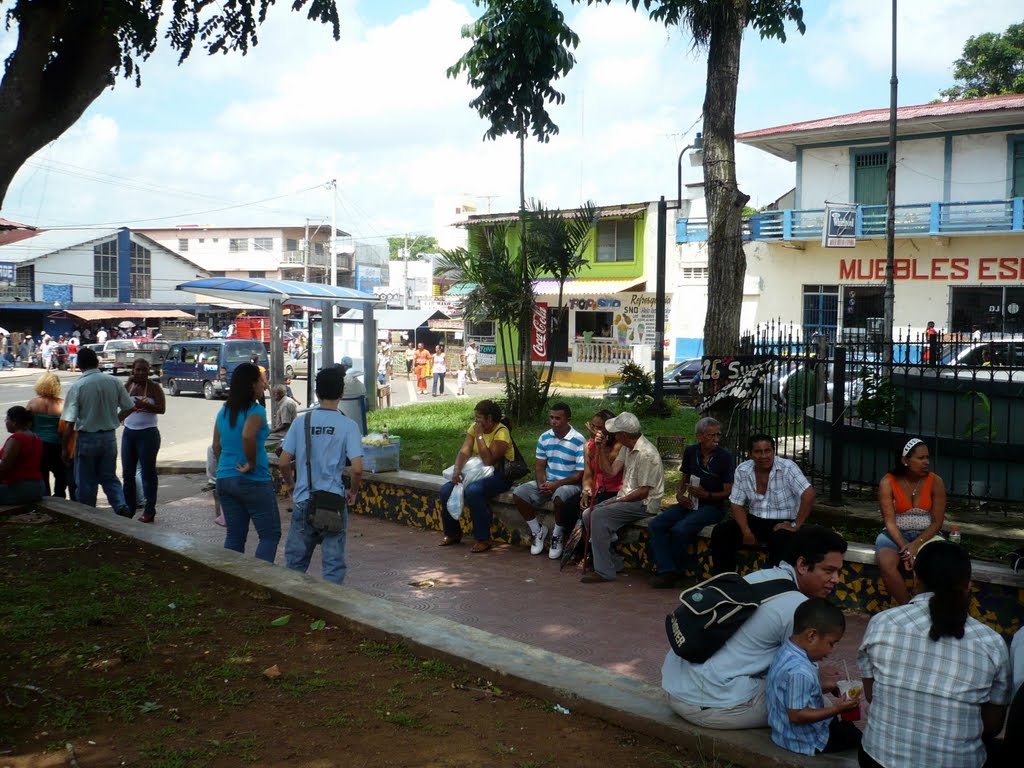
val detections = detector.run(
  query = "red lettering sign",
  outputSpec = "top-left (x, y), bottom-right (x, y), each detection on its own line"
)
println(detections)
top-left (930, 258), bottom-right (949, 280)
top-left (951, 258), bottom-right (969, 280)
top-left (978, 258), bottom-right (997, 280)
top-left (839, 259), bottom-right (857, 280)
top-left (531, 302), bottom-right (548, 362)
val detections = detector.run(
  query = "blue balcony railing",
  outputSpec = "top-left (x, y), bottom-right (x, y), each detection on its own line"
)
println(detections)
top-left (676, 198), bottom-right (1024, 243)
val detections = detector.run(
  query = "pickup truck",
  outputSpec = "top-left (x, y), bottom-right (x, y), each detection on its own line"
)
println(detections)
top-left (113, 340), bottom-right (171, 376)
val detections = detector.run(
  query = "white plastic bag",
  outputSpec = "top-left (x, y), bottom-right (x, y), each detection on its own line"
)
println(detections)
top-left (446, 483), bottom-right (465, 519)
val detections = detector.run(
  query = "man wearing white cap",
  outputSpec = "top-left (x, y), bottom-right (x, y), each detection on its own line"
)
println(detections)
top-left (584, 411), bottom-right (664, 583)
top-left (336, 356), bottom-right (367, 434)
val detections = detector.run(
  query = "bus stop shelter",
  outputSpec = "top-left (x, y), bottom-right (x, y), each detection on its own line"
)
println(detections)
top-left (176, 278), bottom-right (383, 418)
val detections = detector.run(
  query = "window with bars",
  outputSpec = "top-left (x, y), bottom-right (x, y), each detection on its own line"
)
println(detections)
top-left (94, 240), bottom-right (118, 298)
top-left (248, 271), bottom-right (266, 279)
top-left (595, 220), bottom-right (635, 262)
top-left (286, 238), bottom-right (299, 251)
top-left (229, 238), bottom-right (248, 252)
top-left (131, 242), bottom-right (151, 299)
top-left (680, 265), bottom-right (709, 281)
top-left (254, 237), bottom-right (273, 251)
top-left (177, 238), bottom-right (189, 251)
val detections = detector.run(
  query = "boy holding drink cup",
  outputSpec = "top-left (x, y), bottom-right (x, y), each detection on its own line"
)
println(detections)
top-left (766, 598), bottom-right (863, 756)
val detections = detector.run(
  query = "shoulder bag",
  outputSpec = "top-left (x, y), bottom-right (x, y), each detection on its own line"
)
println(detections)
top-left (304, 411), bottom-right (347, 534)
top-left (495, 426), bottom-right (528, 484)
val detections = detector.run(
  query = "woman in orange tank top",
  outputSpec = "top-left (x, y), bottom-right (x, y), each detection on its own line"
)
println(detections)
top-left (875, 438), bottom-right (947, 605)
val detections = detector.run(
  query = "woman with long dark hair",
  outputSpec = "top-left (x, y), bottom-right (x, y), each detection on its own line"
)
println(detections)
top-left (0, 406), bottom-right (44, 504)
top-left (874, 438), bottom-right (946, 605)
top-left (857, 541), bottom-right (1011, 768)
top-left (212, 363), bottom-right (280, 562)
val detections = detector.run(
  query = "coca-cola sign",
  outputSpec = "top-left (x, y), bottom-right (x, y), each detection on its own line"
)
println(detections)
top-left (531, 302), bottom-right (548, 362)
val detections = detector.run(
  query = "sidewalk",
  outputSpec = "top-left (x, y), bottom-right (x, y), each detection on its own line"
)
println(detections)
top-left (147, 474), bottom-right (869, 690)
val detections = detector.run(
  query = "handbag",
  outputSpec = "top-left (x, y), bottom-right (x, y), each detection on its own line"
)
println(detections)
top-left (497, 428), bottom-right (529, 484)
top-left (303, 411), bottom-right (346, 534)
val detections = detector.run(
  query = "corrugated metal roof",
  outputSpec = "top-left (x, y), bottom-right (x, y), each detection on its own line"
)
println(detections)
top-left (737, 93), bottom-right (1024, 140)
top-left (339, 309), bottom-right (451, 329)
top-left (0, 228), bottom-right (119, 263)
top-left (466, 203), bottom-right (648, 225)
top-left (533, 278), bottom-right (647, 296)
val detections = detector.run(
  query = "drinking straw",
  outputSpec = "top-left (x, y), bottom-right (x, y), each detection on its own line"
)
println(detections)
top-left (842, 658), bottom-right (850, 683)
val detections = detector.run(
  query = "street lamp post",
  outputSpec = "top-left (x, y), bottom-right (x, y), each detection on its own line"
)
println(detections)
top-left (677, 132), bottom-right (704, 209)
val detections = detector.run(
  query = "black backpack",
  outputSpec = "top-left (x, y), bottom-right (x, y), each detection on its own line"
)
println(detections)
top-left (665, 572), bottom-right (798, 663)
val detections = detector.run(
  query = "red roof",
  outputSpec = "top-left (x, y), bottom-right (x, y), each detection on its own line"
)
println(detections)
top-left (737, 93), bottom-right (1024, 139)
top-left (0, 219), bottom-right (42, 247)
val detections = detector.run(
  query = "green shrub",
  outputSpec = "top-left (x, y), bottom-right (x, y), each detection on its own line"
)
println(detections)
top-left (614, 361), bottom-right (654, 415)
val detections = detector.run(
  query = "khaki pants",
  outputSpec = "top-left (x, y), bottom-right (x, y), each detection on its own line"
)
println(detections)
top-left (666, 683), bottom-right (768, 730)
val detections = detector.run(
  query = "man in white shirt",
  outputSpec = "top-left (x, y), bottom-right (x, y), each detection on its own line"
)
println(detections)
top-left (662, 525), bottom-right (847, 729)
top-left (710, 433), bottom-right (815, 573)
top-left (280, 367), bottom-right (363, 584)
top-left (464, 342), bottom-right (479, 383)
top-left (585, 411), bottom-right (665, 583)
top-left (270, 385), bottom-right (298, 434)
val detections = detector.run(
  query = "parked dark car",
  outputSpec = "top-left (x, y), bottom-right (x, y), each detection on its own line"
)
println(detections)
top-left (605, 358), bottom-right (703, 402)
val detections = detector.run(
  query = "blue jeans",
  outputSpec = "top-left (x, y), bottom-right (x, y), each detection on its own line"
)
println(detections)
top-left (122, 427), bottom-right (160, 517)
top-left (217, 475), bottom-right (281, 563)
top-left (440, 472), bottom-right (512, 541)
top-left (0, 479), bottom-right (44, 504)
top-left (285, 499), bottom-right (348, 584)
top-left (648, 502), bottom-right (727, 575)
top-left (432, 372), bottom-right (445, 395)
top-left (75, 430), bottom-right (127, 510)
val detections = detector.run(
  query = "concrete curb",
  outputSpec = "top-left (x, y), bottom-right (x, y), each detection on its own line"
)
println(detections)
top-left (34, 497), bottom-right (856, 768)
top-left (157, 461), bottom-right (206, 476)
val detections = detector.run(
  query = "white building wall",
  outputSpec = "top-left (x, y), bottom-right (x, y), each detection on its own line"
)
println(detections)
top-left (29, 238), bottom-right (204, 304)
top-left (896, 137), bottom-right (945, 203)
top-left (799, 146), bottom-right (849, 208)
top-left (950, 132), bottom-right (1010, 201)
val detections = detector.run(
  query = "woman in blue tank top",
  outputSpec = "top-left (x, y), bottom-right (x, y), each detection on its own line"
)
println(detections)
top-left (213, 363), bottom-right (280, 562)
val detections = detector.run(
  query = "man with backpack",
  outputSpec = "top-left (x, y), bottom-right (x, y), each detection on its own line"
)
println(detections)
top-left (661, 525), bottom-right (847, 729)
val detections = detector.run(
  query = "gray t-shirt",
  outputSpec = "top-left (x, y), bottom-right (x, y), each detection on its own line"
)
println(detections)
top-left (281, 409), bottom-right (363, 504)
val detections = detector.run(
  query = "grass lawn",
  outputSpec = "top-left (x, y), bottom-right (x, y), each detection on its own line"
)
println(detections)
top-left (366, 396), bottom-right (698, 477)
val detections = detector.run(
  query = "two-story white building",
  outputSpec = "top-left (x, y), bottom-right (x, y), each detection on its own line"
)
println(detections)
top-left (137, 225), bottom-right (354, 286)
top-left (677, 93), bottom-right (1024, 342)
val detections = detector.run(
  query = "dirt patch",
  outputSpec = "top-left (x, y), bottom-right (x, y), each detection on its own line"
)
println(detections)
top-left (0, 517), bottom-right (725, 768)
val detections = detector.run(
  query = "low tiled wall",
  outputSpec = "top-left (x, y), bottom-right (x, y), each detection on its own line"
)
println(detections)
top-left (336, 469), bottom-right (1024, 640)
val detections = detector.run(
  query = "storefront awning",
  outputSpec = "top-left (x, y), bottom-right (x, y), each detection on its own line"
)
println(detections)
top-left (532, 278), bottom-right (647, 296)
top-left (66, 308), bottom-right (196, 321)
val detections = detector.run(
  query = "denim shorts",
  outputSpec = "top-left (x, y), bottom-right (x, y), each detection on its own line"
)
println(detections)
top-left (513, 480), bottom-right (582, 508)
top-left (875, 529), bottom-right (925, 552)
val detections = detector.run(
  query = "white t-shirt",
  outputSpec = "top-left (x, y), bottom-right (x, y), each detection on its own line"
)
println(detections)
top-left (433, 353), bottom-right (447, 373)
top-left (281, 409), bottom-right (363, 503)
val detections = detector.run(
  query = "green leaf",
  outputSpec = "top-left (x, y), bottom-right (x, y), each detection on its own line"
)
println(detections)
top-left (270, 615), bottom-right (291, 626)
top-left (310, 619), bottom-right (326, 631)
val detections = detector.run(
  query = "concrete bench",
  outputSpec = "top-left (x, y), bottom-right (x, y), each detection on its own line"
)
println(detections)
top-left (347, 469), bottom-right (1024, 639)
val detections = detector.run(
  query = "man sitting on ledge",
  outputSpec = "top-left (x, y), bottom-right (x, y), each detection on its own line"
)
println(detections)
top-left (662, 525), bottom-right (847, 729)
top-left (710, 433), bottom-right (815, 574)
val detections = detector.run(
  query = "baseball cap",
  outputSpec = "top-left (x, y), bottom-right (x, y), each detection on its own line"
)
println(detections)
top-left (340, 356), bottom-right (353, 368)
top-left (604, 412), bottom-right (641, 434)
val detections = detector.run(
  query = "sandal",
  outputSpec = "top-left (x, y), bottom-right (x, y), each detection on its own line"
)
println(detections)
top-left (470, 540), bottom-right (493, 553)
top-left (438, 536), bottom-right (462, 547)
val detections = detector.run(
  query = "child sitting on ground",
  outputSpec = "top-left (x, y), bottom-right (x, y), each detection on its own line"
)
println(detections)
top-left (766, 598), bottom-right (862, 756)
top-left (456, 363), bottom-right (468, 397)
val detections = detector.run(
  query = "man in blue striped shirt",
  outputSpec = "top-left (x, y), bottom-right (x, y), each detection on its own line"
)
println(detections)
top-left (513, 402), bottom-right (586, 560)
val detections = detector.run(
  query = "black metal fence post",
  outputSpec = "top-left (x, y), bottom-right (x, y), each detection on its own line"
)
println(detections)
top-left (829, 344), bottom-right (846, 505)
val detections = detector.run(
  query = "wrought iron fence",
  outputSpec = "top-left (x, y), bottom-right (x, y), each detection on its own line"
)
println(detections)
top-left (698, 324), bottom-right (1024, 512)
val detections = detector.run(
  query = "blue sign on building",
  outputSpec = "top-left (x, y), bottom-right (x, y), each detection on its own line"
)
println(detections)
top-left (42, 284), bottom-right (73, 304)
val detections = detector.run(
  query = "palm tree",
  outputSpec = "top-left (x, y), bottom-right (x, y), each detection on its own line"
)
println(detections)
top-left (526, 200), bottom-right (598, 402)
top-left (448, 0), bottom-right (580, 418)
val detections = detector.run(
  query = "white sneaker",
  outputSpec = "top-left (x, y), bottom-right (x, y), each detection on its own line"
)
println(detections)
top-left (530, 524), bottom-right (549, 555)
top-left (548, 534), bottom-right (564, 560)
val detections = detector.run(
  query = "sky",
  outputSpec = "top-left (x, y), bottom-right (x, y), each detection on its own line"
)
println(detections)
top-left (1, 0), bottom-right (1022, 249)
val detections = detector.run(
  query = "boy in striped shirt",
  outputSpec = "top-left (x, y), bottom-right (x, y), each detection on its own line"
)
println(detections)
top-left (512, 402), bottom-right (586, 560)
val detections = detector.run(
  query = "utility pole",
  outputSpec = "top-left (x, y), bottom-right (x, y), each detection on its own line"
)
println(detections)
top-left (882, 0), bottom-right (898, 361)
top-left (329, 179), bottom-right (338, 288)
top-left (402, 232), bottom-right (409, 310)
top-left (303, 219), bottom-right (310, 283)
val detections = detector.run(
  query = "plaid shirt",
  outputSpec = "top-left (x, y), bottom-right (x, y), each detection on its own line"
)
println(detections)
top-left (857, 594), bottom-right (1012, 768)
top-left (766, 639), bottom-right (829, 756)
top-left (728, 456), bottom-right (810, 521)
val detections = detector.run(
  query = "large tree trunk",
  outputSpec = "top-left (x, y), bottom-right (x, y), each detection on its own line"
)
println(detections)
top-left (0, 4), bottom-right (125, 207)
top-left (701, 7), bottom-right (751, 358)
